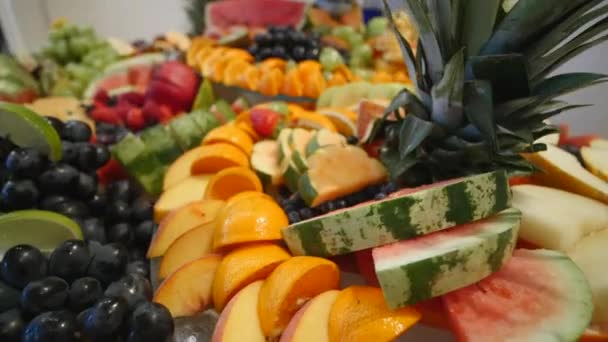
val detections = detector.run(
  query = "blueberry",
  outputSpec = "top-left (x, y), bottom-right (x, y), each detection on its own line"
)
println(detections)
top-left (133, 220), bottom-right (155, 247)
top-left (374, 192), bottom-right (387, 200)
top-left (40, 194), bottom-right (70, 211)
top-left (95, 122), bottom-right (116, 135)
top-left (131, 197), bottom-right (153, 222)
top-left (335, 199), bottom-right (348, 209)
top-left (94, 144), bottom-right (110, 168)
top-left (306, 47), bottom-right (320, 60)
top-left (107, 222), bottom-right (133, 244)
top-left (80, 217), bottom-right (107, 243)
top-left (125, 261), bottom-right (149, 278)
top-left (48, 240), bottom-right (92, 282)
top-left (128, 249), bottom-right (146, 262)
top-left (255, 33), bottom-right (271, 46)
top-left (1, 179), bottom-right (39, 210)
top-left (382, 182), bottom-right (398, 194)
top-left (21, 276), bottom-right (69, 316)
top-left (105, 201), bottom-right (131, 223)
top-left (271, 45), bottom-right (287, 59)
top-left (37, 164), bottom-right (80, 195)
top-left (23, 310), bottom-right (77, 342)
top-left (87, 242), bottom-right (128, 285)
top-left (74, 172), bottom-right (97, 200)
top-left (4, 148), bottom-right (47, 178)
top-left (0, 245), bottom-right (47, 289)
top-left (0, 309), bottom-right (25, 342)
top-left (258, 47), bottom-right (273, 60)
top-left (61, 141), bottom-right (79, 166)
top-left (68, 277), bottom-right (103, 313)
top-left (45, 116), bottom-right (65, 136)
top-left (106, 180), bottom-right (133, 203)
top-left (62, 120), bottom-right (92, 143)
top-left (298, 207), bottom-right (313, 220)
top-left (291, 46), bottom-right (306, 61)
top-left (81, 296), bottom-right (129, 340)
top-left (346, 136), bottom-right (359, 145)
top-left (127, 302), bottom-right (174, 342)
top-left (0, 280), bottom-right (20, 312)
top-left (104, 274), bottom-right (152, 310)
top-left (88, 192), bottom-right (107, 212)
top-left (287, 211), bottom-right (301, 224)
top-left (55, 200), bottom-right (90, 219)
top-left (75, 143), bottom-right (97, 172)
top-left (273, 32), bottom-right (287, 45)
top-left (248, 43), bottom-right (260, 55)
top-left (95, 133), bottom-right (116, 145)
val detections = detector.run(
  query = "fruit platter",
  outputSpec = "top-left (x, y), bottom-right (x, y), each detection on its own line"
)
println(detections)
top-left (0, 0), bottom-right (607, 341)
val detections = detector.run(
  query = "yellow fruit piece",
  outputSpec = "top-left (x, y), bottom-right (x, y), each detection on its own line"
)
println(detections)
top-left (187, 37), bottom-right (215, 66)
top-left (239, 65), bottom-right (262, 91)
top-left (213, 244), bottom-right (291, 311)
top-left (153, 175), bottom-right (212, 222)
top-left (212, 281), bottom-right (266, 342)
top-left (393, 70), bottom-right (411, 83)
top-left (279, 290), bottom-right (340, 342)
top-left (204, 166), bottom-right (263, 201)
top-left (258, 256), bottom-right (340, 339)
top-left (258, 68), bottom-right (285, 97)
top-left (282, 68), bottom-right (304, 97)
top-left (327, 72), bottom-right (348, 87)
top-left (317, 108), bottom-right (358, 137)
top-left (201, 48), bottom-right (227, 78)
top-left (214, 193), bottom-right (288, 250)
top-left (328, 286), bottom-right (421, 342)
top-left (371, 71), bottom-right (394, 84)
top-left (289, 110), bottom-right (337, 132)
top-left (333, 64), bottom-right (354, 82)
top-left (164, 146), bottom-right (209, 191)
top-left (223, 59), bottom-right (252, 86)
top-left (203, 125), bottom-right (254, 155)
top-left (190, 143), bottom-right (250, 175)
top-left (581, 147), bottom-right (608, 182)
top-left (298, 61), bottom-right (326, 98)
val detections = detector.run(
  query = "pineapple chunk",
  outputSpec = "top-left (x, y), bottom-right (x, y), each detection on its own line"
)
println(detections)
top-left (590, 139), bottom-right (608, 150)
top-left (582, 147), bottom-right (608, 182)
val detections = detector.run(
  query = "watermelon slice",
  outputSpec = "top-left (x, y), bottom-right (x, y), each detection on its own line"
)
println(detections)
top-left (443, 249), bottom-right (593, 342)
top-left (205, 0), bottom-right (308, 35)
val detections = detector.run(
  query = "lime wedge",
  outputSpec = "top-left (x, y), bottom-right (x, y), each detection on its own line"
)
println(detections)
top-left (0, 101), bottom-right (62, 161)
top-left (0, 210), bottom-right (82, 255)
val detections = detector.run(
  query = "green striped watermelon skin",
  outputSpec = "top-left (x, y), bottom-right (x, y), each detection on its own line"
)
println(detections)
top-left (282, 170), bottom-right (511, 257)
top-left (373, 208), bottom-right (521, 309)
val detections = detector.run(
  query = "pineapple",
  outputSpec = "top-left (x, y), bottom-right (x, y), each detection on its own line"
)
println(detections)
top-left (185, 0), bottom-right (216, 35)
top-left (374, 0), bottom-right (608, 186)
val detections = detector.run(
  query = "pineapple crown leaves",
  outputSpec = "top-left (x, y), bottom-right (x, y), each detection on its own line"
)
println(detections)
top-left (185, 0), bottom-right (216, 35)
top-left (376, 0), bottom-right (608, 183)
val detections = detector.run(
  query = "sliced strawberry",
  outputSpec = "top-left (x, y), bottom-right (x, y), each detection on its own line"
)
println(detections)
top-left (560, 135), bottom-right (599, 148)
top-left (117, 92), bottom-right (145, 107)
top-left (509, 176), bottom-right (535, 186)
top-left (250, 107), bottom-right (282, 137)
top-left (93, 89), bottom-right (111, 106)
top-left (97, 158), bottom-right (128, 184)
top-left (126, 108), bottom-right (146, 131)
top-left (90, 106), bottom-right (123, 125)
top-left (362, 139), bottom-right (384, 158)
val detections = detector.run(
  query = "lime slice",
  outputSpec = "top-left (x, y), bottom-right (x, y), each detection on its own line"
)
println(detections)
top-left (0, 210), bottom-right (82, 255)
top-left (0, 101), bottom-right (62, 161)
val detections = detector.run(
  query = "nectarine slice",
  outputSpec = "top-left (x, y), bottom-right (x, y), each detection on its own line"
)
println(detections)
top-left (328, 286), bottom-right (421, 342)
top-left (163, 146), bottom-right (210, 191)
top-left (212, 281), bottom-right (266, 342)
top-left (154, 174), bottom-right (212, 222)
top-left (202, 125), bottom-right (254, 156)
top-left (258, 256), bottom-right (340, 339)
top-left (159, 220), bottom-right (216, 279)
top-left (214, 194), bottom-right (287, 250)
top-left (204, 167), bottom-right (263, 201)
top-left (190, 143), bottom-right (250, 174)
top-left (153, 254), bottom-right (221, 317)
top-left (280, 290), bottom-right (340, 342)
top-left (213, 244), bottom-right (291, 311)
top-left (148, 199), bottom-right (225, 258)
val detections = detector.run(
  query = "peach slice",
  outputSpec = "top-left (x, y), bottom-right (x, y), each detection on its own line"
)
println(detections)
top-left (202, 125), bottom-right (254, 156)
top-left (204, 167), bottom-right (263, 201)
top-left (148, 200), bottom-right (225, 258)
top-left (190, 143), bottom-right (250, 175)
top-left (153, 174), bottom-right (212, 222)
top-left (280, 290), bottom-right (340, 342)
top-left (328, 286), bottom-right (421, 342)
top-left (163, 146), bottom-right (209, 191)
top-left (212, 244), bottom-right (291, 311)
top-left (158, 220), bottom-right (217, 279)
top-left (212, 281), bottom-right (266, 342)
top-left (153, 254), bottom-right (222, 317)
top-left (214, 193), bottom-right (288, 250)
top-left (258, 256), bottom-right (340, 339)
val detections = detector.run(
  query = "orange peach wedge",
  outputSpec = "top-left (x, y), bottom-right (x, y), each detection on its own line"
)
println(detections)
top-left (153, 254), bottom-right (221, 317)
top-left (204, 166), bottom-right (263, 201)
top-left (214, 192), bottom-right (288, 250)
top-left (202, 125), bottom-right (254, 156)
top-left (147, 200), bottom-right (225, 258)
top-left (212, 243), bottom-right (291, 311)
top-left (163, 146), bottom-right (209, 191)
top-left (258, 256), bottom-right (340, 339)
top-left (190, 143), bottom-right (250, 174)
top-left (153, 174), bottom-right (212, 222)
top-left (212, 281), bottom-right (266, 342)
top-left (158, 220), bottom-right (217, 279)
top-left (280, 290), bottom-right (340, 342)
top-left (328, 286), bottom-right (421, 342)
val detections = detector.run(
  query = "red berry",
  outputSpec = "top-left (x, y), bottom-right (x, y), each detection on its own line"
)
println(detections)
top-left (126, 108), bottom-right (146, 131)
top-left (362, 139), bottom-right (384, 158)
top-left (117, 92), bottom-right (145, 107)
top-left (91, 106), bottom-right (122, 125)
top-left (250, 108), bottom-right (282, 137)
top-left (97, 158), bottom-right (128, 184)
top-left (93, 90), bottom-right (110, 106)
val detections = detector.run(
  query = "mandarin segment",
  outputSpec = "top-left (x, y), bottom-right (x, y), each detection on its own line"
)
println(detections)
top-left (190, 143), bottom-right (250, 174)
top-left (202, 125), bottom-right (254, 155)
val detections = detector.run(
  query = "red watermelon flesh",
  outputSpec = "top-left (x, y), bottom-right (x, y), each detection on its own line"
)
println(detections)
top-left (443, 249), bottom-right (593, 342)
top-left (205, 0), bottom-right (307, 35)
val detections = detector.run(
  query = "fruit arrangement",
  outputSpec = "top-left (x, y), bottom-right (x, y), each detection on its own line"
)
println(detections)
top-left (0, 54), bottom-right (40, 104)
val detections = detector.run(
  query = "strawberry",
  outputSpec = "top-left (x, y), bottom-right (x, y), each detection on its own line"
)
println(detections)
top-left (117, 91), bottom-right (145, 107)
top-left (250, 107), bottom-right (283, 137)
top-left (142, 101), bottom-right (173, 124)
top-left (126, 108), bottom-right (146, 131)
top-left (90, 106), bottom-right (123, 125)
top-left (93, 89), bottom-right (110, 106)
top-left (97, 158), bottom-right (128, 184)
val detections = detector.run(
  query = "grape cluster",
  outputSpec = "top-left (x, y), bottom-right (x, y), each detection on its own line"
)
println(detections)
top-left (0, 243), bottom-right (173, 342)
top-left (38, 23), bottom-right (119, 98)
top-left (248, 26), bottom-right (321, 62)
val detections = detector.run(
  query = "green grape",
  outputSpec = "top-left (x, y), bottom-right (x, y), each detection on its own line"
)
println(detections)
top-left (49, 29), bottom-right (66, 44)
top-left (65, 63), bottom-right (95, 82)
top-left (349, 55), bottom-right (367, 69)
top-left (50, 78), bottom-right (76, 97)
top-left (352, 44), bottom-right (373, 64)
top-left (352, 68), bottom-right (373, 81)
top-left (68, 36), bottom-right (92, 59)
top-left (79, 26), bottom-right (96, 39)
top-left (367, 17), bottom-right (388, 38)
top-left (51, 39), bottom-right (70, 64)
top-left (63, 25), bottom-right (79, 38)
top-left (319, 47), bottom-right (345, 72)
top-left (332, 26), bottom-right (356, 40)
top-left (346, 33), bottom-right (365, 49)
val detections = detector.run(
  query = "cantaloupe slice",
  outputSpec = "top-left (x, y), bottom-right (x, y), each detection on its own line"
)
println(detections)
top-left (524, 144), bottom-right (608, 204)
top-left (581, 147), bottom-right (608, 182)
top-left (590, 139), bottom-right (608, 150)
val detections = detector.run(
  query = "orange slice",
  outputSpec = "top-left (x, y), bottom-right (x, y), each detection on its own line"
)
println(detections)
top-left (258, 68), bottom-right (285, 97)
top-left (258, 256), bottom-right (340, 339)
top-left (204, 166), bottom-right (263, 201)
top-left (190, 143), bottom-right (250, 174)
top-left (371, 71), bottom-right (394, 84)
top-left (298, 61), bottom-right (326, 98)
top-left (158, 220), bottom-right (217, 279)
top-left (328, 72), bottom-right (348, 87)
top-left (393, 70), bottom-right (411, 83)
top-left (233, 112), bottom-right (261, 141)
top-left (282, 68), bottom-right (304, 97)
top-left (202, 125), bottom-right (254, 155)
top-left (201, 48), bottom-right (227, 78)
top-left (223, 59), bottom-right (252, 86)
top-left (164, 146), bottom-right (212, 191)
top-left (240, 65), bottom-right (262, 91)
top-left (213, 192), bottom-right (288, 250)
top-left (259, 58), bottom-right (287, 72)
top-left (333, 64), bottom-right (354, 82)
top-left (212, 244), bottom-right (291, 311)
top-left (328, 286), bottom-right (421, 342)
top-left (289, 110), bottom-right (337, 132)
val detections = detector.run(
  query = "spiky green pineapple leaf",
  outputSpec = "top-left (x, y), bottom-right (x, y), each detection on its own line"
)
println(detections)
top-left (532, 124), bottom-right (561, 140)
top-left (533, 72), bottom-right (608, 97)
top-left (468, 54), bottom-right (530, 102)
top-left (463, 80), bottom-right (497, 151)
top-left (431, 49), bottom-right (465, 129)
top-left (494, 96), bottom-right (539, 120)
top-left (425, 0), bottom-right (463, 59)
top-left (398, 115), bottom-right (435, 158)
top-left (462, 0), bottom-right (501, 57)
top-left (380, 147), bottom-right (419, 182)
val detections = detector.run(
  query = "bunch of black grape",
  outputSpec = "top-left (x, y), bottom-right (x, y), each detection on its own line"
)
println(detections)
top-left (0, 242), bottom-right (173, 342)
top-left (248, 26), bottom-right (321, 62)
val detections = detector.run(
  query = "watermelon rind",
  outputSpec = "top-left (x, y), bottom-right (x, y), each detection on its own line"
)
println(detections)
top-left (111, 133), bottom-right (165, 196)
top-left (139, 125), bottom-right (183, 165)
top-left (282, 170), bottom-right (511, 257)
top-left (373, 208), bottom-right (521, 309)
top-left (167, 114), bottom-right (204, 151)
top-left (190, 108), bottom-right (221, 135)
top-left (251, 140), bottom-right (283, 186)
top-left (305, 129), bottom-right (346, 156)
